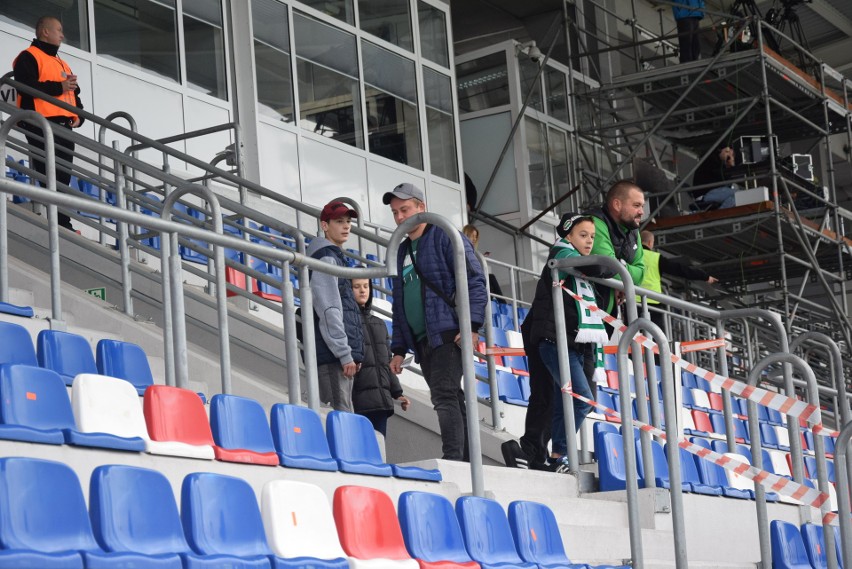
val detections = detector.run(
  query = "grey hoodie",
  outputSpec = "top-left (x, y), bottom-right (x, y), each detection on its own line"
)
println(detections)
top-left (306, 235), bottom-right (353, 365)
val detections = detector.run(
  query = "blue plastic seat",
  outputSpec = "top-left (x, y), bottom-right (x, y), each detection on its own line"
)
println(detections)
top-left (490, 328), bottom-right (509, 348)
top-left (604, 353), bottom-right (617, 371)
top-left (760, 422), bottom-right (780, 449)
top-left (518, 375), bottom-right (531, 402)
top-left (0, 363), bottom-right (145, 451)
top-left (692, 451), bottom-right (751, 500)
top-left (508, 501), bottom-right (591, 569)
top-left (0, 457), bottom-right (100, 568)
top-left (770, 520), bottom-right (813, 569)
top-left (635, 438), bottom-right (683, 491)
top-left (496, 371), bottom-right (527, 407)
top-left (766, 406), bottom-right (784, 425)
top-left (597, 431), bottom-right (629, 492)
top-left (90, 465), bottom-right (198, 568)
top-left (95, 339), bottom-right (154, 395)
top-left (172, 202), bottom-right (208, 264)
top-left (800, 522), bottom-right (840, 569)
top-left (270, 403), bottom-right (337, 471)
top-left (456, 496), bottom-right (537, 569)
top-left (680, 387), bottom-right (696, 409)
top-left (397, 491), bottom-right (479, 569)
top-left (37, 329), bottom-right (98, 386)
top-left (667, 444), bottom-right (722, 496)
top-left (681, 371), bottom-right (697, 390)
top-left (596, 391), bottom-right (620, 423)
top-left (803, 456), bottom-right (835, 482)
top-left (503, 355), bottom-right (528, 373)
top-left (181, 472), bottom-right (274, 568)
top-left (210, 394), bottom-right (280, 465)
top-left (476, 380), bottom-right (492, 401)
top-left (0, 302), bottom-right (34, 318)
top-left (327, 411), bottom-right (440, 481)
top-left (0, 321), bottom-right (38, 366)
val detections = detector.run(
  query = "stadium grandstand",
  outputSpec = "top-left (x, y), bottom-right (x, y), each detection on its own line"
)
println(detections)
top-left (0, 0), bottom-right (851, 567)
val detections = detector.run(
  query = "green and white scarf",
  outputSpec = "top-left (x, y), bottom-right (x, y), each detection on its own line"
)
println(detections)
top-left (553, 240), bottom-right (609, 345)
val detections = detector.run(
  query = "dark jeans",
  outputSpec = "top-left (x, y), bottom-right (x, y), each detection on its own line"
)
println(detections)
top-left (360, 411), bottom-right (389, 438)
top-left (520, 343), bottom-right (554, 466)
top-left (676, 17), bottom-right (701, 63)
top-left (418, 339), bottom-right (468, 461)
top-left (539, 341), bottom-right (594, 456)
top-left (22, 119), bottom-right (75, 230)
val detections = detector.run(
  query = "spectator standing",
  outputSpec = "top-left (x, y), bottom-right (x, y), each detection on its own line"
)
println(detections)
top-left (584, 180), bottom-right (646, 314)
top-left (304, 201), bottom-right (364, 411)
top-left (673, 0), bottom-right (705, 64)
top-left (636, 230), bottom-right (718, 330)
top-left (692, 146), bottom-right (738, 209)
top-left (384, 183), bottom-right (487, 461)
top-left (351, 277), bottom-right (410, 437)
top-left (13, 15), bottom-right (85, 231)
top-left (502, 214), bottom-right (607, 472)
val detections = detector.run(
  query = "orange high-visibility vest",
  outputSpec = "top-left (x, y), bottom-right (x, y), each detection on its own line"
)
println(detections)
top-left (15, 46), bottom-right (78, 120)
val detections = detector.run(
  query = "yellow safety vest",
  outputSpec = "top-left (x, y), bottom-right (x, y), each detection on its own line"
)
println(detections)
top-left (637, 248), bottom-right (661, 305)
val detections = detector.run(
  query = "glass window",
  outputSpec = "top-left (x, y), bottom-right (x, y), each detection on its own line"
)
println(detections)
top-left (253, 0), bottom-right (294, 122)
top-left (0, 1), bottom-right (89, 50)
top-left (545, 68), bottom-right (569, 123)
top-left (358, 0), bottom-right (412, 51)
top-left (297, 0), bottom-right (353, 25)
top-left (94, 0), bottom-right (179, 82)
top-left (423, 68), bottom-right (457, 181)
top-left (526, 118), bottom-right (550, 211)
top-left (519, 57), bottom-right (543, 113)
top-left (293, 12), bottom-right (362, 148)
top-left (549, 126), bottom-right (570, 209)
top-left (456, 52), bottom-right (509, 113)
top-left (362, 41), bottom-right (421, 168)
top-left (417, 1), bottom-right (448, 67)
top-left (183, 0), bottom-right (226, 99)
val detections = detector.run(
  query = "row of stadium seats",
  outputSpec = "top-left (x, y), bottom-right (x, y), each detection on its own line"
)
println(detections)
top-left (0, 365), bottom-right (440, 481)
top-left (0, 455), bottom-right (627, 569)
top-left (770, 520), bottom-right (845, 569)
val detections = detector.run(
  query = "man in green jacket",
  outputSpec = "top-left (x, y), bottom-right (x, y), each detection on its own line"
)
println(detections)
top-left (584, 181), bottom-right (647, 314)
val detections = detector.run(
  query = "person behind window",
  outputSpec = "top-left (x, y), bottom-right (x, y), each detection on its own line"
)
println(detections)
top-left (692, 146), bottom-right (738, 209)
top-left (462, 223), bottom-right (504, 298)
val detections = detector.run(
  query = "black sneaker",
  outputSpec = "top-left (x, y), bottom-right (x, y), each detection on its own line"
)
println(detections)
top-left (535, 456), bottom-right (570, 473)
top-left (501, 440), bottom-right (530, 469)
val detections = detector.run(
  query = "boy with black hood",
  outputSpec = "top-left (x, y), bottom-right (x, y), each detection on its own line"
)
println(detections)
top-left (305, 200), bottom-right (364, 411)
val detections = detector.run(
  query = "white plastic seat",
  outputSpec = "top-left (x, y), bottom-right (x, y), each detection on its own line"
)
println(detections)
top-left (723, 453), bottom-right (754, 494)
top-left (72, 374), bottom-right (214, 459)
top-left (769, 450), bottom-right (791, 477)
top-left (690, 388), bottom-right (711, 411)
top-left (682, 407), bottom-right (696, 431)
top-left (505, 330), bottom-right (524, 348)
top-left (371, 297), bottom-right (392, 321)
top-left (261, 480), bottom-right (348, 562)
top-left (774, 426), bottom-right (791, 449)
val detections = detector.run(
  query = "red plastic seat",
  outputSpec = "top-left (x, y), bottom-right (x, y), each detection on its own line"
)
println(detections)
top-left (143, 385), bottom-right (216, 460)
top-left (707, 392), bottom-right (724, 412)
top-left (691, 410), bottom-right (714, 435)
top-left (333, 486), bottom-right (419, 569)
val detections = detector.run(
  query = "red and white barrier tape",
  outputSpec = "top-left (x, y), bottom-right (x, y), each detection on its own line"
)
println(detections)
top-left (559, 286), bottom-right (840, 439)
top-left (571, 388), bottom-right (836, 524)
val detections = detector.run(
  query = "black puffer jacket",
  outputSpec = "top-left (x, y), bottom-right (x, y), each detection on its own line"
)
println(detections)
top-left (353, 292), bottom-right (404, 416)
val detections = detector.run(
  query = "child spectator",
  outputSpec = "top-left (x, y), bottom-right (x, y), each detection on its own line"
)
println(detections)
top-left (351, 277), bottom-right (410, 436)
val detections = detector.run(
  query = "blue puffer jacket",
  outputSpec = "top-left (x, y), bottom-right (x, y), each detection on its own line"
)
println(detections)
top-left (673, 0), bottom-right (704, 20)
top-left (391, 224), bottom-right (487, 362)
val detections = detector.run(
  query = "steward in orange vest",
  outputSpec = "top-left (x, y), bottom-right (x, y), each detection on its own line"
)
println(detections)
top-left (12, 16), bottom-right (84, 230)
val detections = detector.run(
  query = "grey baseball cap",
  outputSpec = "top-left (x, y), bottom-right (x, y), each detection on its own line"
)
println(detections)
top-left (382, 182), bottom-right (424, 205)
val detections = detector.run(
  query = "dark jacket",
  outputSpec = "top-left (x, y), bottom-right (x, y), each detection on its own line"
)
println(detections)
top-left (353, 293), bottom-right (404, 416)
top-left (584, 205), bottom-right (644, 313)
top-left (13, 39), bottom-right (85, 125)
top-left (307, 240), bottom-right (364, 366)
top-left (692, 151), bottom-right (730, 199)
top-left (524, 244), bottom-right (605, 348)
top-left (391, 224), bottom-right (487, 362)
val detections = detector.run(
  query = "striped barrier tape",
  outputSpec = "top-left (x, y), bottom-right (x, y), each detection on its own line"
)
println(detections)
top-left (559, 285), bottom-right (841, 439)
top-left (570, 386), bottom-right (837, 524)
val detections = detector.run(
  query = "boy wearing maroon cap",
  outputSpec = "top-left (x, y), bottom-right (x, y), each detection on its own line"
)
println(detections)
top-left (304, 200), bottom-right (364, 411)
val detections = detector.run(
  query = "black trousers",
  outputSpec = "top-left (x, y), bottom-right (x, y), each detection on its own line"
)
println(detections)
top-left (676, 17), bottom-right (701, 63)
top-left (21, 119), bottom-right (75, 230)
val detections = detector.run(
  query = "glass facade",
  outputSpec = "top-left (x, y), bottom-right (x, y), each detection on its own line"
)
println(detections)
top-left (294, 12), bottom-right (363, 148)
top-left (0, 0), bottom-right (89, 50)
top-left (253, 0), bottom-right (295, 122)
top-left (456, 52), bottom-right (509, 113)
top-left (526, 117), bottom-right (570, 211)
top-left (359, 0), bottom-right (412, 51)
top-left (423, 68), bottom-right (457, 181)
top-left (94, 0), bottom-right (180, 82)
top-left (363, 41), bottom-right (421, 167)
top-left (1, 0), bottom-right (459, 182)
top-left (545, 67), bottom-right (569, 124)
top-left (418, 1), bottom-right (448, 67)
top-left (183, 0), bottom-right (227, 99)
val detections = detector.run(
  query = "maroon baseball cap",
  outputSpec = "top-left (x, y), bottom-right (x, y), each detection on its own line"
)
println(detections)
top-left (320, 201), bottom-right (358, 222)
